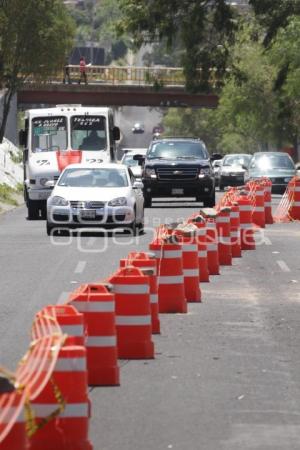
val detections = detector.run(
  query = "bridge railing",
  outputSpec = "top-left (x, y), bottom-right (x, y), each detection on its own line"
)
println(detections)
top-left (25, 65), bottom-right (222, 88)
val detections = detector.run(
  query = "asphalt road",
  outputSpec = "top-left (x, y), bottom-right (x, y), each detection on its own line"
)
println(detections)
top-left (1, 193), bottom-right (300, 449)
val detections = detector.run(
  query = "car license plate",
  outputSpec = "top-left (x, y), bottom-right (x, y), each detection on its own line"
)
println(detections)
top-left (80, 209), bottom-right (96, 219)
top-left (172, 188), bottom-right (184, 195)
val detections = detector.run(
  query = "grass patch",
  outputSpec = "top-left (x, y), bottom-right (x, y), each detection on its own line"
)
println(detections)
top-left (0, 184), bottom-right (19, 206)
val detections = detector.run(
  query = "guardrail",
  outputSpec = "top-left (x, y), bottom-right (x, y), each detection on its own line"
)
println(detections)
top-left (24, 65), bottom-right (223, 88)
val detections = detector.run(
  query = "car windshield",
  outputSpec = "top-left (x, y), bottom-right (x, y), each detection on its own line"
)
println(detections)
top-left (223, 155), bottom-right (251, 167)
top-left (31, 116), bottom-right (67, 152)
top-left (122, 155), bottom-right (139, 166)
top-left (250, 154), bottom-right (295, 170)
top-left (71, 115), bottom-right (107, 151)
top-left (147, 141), bottom-right (207, 159)
top-left (58, 168), bottom-right (128, 187)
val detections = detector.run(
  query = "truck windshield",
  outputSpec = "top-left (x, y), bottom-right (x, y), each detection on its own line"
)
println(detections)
top-left (71, 116), bottom-right (107, 151)
top-left (147, 141), bottom-right (207, 159)
top-left (31, 116), bottom-right (67, 152)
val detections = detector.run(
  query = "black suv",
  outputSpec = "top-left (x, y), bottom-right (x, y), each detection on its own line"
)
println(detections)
top-left (136, 138), bottom-right (220, 207)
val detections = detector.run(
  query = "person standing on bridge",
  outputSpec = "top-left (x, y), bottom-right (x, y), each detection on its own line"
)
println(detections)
top-left (78, 56), bottom-right (88, 85)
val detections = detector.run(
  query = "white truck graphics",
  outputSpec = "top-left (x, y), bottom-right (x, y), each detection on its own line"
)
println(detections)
top-left (19, 105), bottom-right (120, 219)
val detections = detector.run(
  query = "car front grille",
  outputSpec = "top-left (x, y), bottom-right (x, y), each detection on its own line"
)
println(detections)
top-left (70, 201), bottom-right (105, 209)
top-left (156, 167), bottom-right (198, 180)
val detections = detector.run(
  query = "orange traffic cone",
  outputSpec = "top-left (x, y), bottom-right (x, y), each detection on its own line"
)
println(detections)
top-left (235, 193), bottom-right (256, 250)
top-left (108, 266), bottom-right (154, 359)
top-left (229, 203), bottom-right (242, 258)
top-left (120, 252), bottom-right (160, 334)
top-left (216, 207), bottom-right (232, 265)
top-left (149, 238), bottom-right (187, 313)
top-left (205, 218), bottom-right (220, 275)
top-left (189, 215), bottom-right (210, 282)
top-left (68, 284), bottom-right (120, 386)
top-left (251, 183), bottom-right (266, 228)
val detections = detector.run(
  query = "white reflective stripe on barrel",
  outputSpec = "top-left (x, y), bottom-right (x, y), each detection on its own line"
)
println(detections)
top-left (240, 223), bottom-right (252, 229)
top-left (0, 407), bottom-right (24, 423)
top-left (239, 205), bottom-right (252, 211)
top-left (264, 202), bottom-right (272, 207)
top-left (219, 236), bottom-right (231, 243)
top-left (150, 293), bottom-right (158, 304)
top-left (158, 275), bottom-right (184, 284)
top-left (206, 222), bottom-right (216, 228)
top-left (198, 250), bottom-right (207, 257)
top-left (55, 357), bottom-right (86, 372)
top-left (231, 231), bottom-right (239, 237)
top-left (253, 207), bottom-right (265, 212)
top-left (196, 228), bottom-right (206, 236)
top-left (216, 216), bottom-right (230, 223)
top-left (33, 403), bottom-right (89, 418)
top-left (86, 336), bottom-right (117, 347)
top-left (60, 324), bottom-right (84, 337)
top-left (292, 202), bottom-right (300, 206)
top-left (230, 212), bottom-right (239, 218)
top-left (255, 191), bottom-right (264, 196)
top-left (183, 269), bottom-right (199, 277)
top-left (71, 301), bottom-right (115, 313)
top-left (291, 187), bottom-right (300, 192)
top-left (113, 284), bottom-right (149, 294)
top-left (161, 250), bottom-right (182, 258)
top-left (207, 243), bottom-right (218, 251)
top-left (182, 244), bottom-right (198, 252)
top-left (116, 315), bottom-right (151, 326)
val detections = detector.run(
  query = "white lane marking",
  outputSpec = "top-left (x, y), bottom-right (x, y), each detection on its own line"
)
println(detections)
top-left (264, 237), bottom-right (272, 245)
top-left (57, 291), bottom-right (71, 305)
top-left (74, 261), bottom-right (87, 274)
top-left (277, 260), bottom-right (291, 272)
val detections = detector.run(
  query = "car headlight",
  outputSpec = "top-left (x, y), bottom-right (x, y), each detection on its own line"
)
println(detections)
top-left (144, 168), bottom-right (157, 178)
top-left (50, 196), bottom-right (69, 206)
top-left (199, 167), bottom-right (211, 177)
top-left (108, 197), bottom-right (127, 206)
top-left (40, 177), bottom-right (49, 186)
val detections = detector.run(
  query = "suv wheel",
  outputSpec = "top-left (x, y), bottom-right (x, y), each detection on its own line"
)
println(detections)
top-left (27, 200), bottom-right (40, 220)
top-left (144, 195), bottom-right (152, 208)
top-left (203, 191), bottom-right (216, 208)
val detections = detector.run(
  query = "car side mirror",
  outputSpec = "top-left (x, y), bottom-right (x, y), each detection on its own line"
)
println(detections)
top-left (133, 180), bottom-right (143, 189)
top-left (242, 165), bottom-right (248, 170)
top-left (112, 126), bottom-right (120, 141)
top-left (45, 180), bottom-right (55, 188)
top-left (19, 129), bottom-right (27, 146)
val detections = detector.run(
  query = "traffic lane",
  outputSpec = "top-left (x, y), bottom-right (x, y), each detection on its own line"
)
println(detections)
top-left (90, 222), bottom-right (300, 450)
top-left (0, 199), bottom-right (200, 370)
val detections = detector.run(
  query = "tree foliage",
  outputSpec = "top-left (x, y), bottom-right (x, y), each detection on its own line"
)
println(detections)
top-left (117, 0), bottom-right (237, 92)
top-left (0, 0), bottom-right (74, 142)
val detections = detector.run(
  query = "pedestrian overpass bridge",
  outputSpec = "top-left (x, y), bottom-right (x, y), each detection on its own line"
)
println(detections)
top-left (18, 65), bottom-right (219, 108)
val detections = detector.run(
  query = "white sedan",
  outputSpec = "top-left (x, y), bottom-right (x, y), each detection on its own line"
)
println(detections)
top-left (46, 163), bottom-right (144, 235)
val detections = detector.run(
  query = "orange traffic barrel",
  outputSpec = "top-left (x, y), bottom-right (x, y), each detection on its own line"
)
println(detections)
top-left (0, 377), bottom-right (27, 450)
top-left (68, 284), bottom-right (120, 386)
top-left (251, 183), bottom-right (266, 228)
top-left (235, 193), bottom-right (256, 250)
top-left (108, 266), bottom-right (154, 359)
top-left (28, 345), bottom-right (92, 450)
top-left (174, 225), bottom-right (201, 302)
top-left (188, 215), bottom-right (210, 282)
top-left (288, 177), bottom-right (300, 220)
top-left (205, 218), bottom-right (220, 275)
top-left (149, 239), bottom-right (187, 313)
top-left (229, 203), bottom-right (242, 258)
top-left (262, 178), bottom-right (274, 224)
top-left (120, 252), bottom-right (160, 334)
top-left (216, 207), bottom-right (232, 265)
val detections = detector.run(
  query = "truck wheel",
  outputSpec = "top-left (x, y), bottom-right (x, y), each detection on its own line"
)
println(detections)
top-left (144, 195), bottom-right (152, 208)
top-left (203, 191), bottom-right (216, 208)
top-left (27, 200), bottom-right (40, 220)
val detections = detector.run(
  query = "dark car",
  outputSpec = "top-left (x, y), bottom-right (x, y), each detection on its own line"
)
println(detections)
top-left (245, 152), bottom-right (296, 193)
top-left (218, 153), bottom-right (251, 190)
top-left (135, 138), bottom-right (221, 207)
top-left (132, 122), bottom-right (145, 134)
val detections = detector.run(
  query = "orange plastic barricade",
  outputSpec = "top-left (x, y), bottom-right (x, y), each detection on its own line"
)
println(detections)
top-left (188, 215), bottom-right (210, 282)
top-left (235, 193), bottom-right (256, 250)
top-left (0, 375), bottom-right (27, 450)
top-left (288, 177), bottom-right (300, 220)
top-left (174, 225), bottom-right (201, 303)
top-left (120, 252), bottom-right (160, 334)
top-left (28, 345), bottom-right (92, 450)
top-left (68, 283), bottom-right (120, 386)
top-left (108, 267), bottom-right (154, 359)
top-left (33, 305), bottom-right (85, 346)
top-left (56, 150), bottom-right (82, 172)
top-left (149, 237), bottom-right (187, 313)
top-left (216, 207), bottom-right (232, 265)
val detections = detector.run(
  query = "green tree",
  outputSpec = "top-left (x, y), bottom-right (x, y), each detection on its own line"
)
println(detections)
top-left (117, 0), bottom-right (237, 92)
top-left (0, 0), bottom-right (74, 143)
